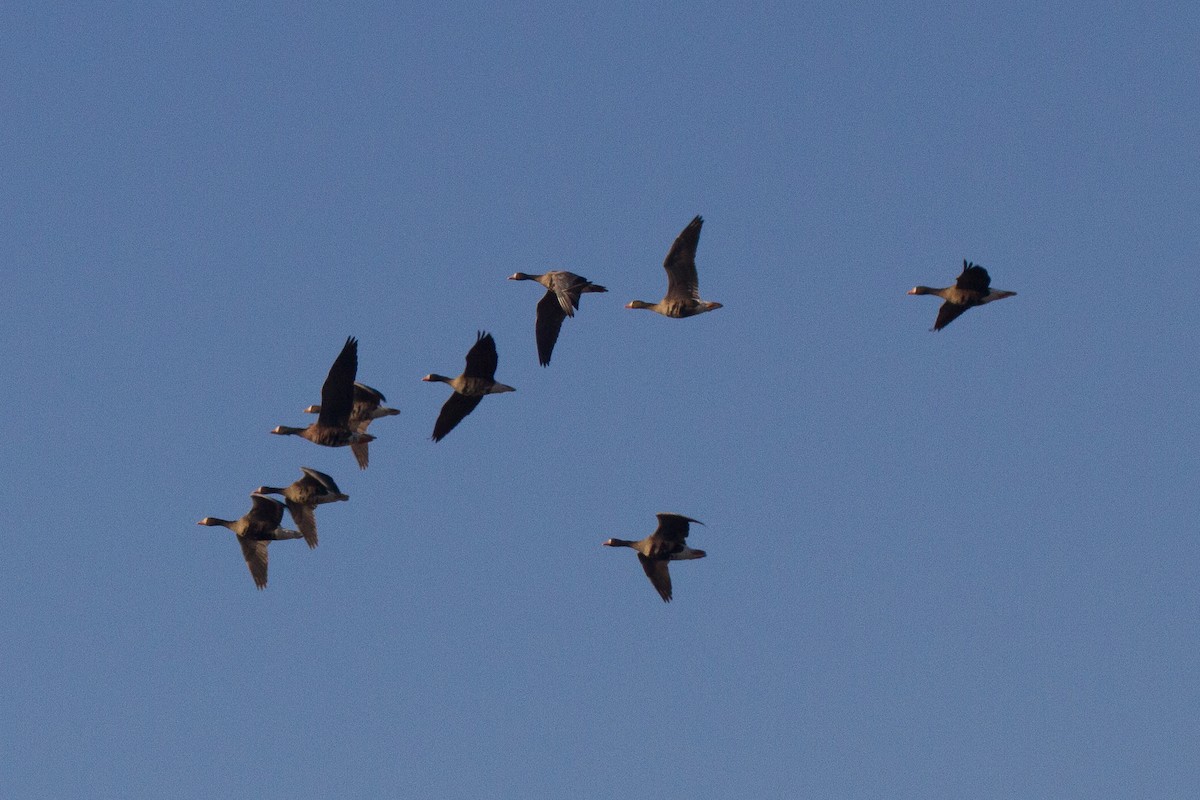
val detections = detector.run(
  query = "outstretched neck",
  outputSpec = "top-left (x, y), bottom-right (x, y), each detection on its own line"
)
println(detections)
top-left (625, 300), bottom-right (655, 310)
top-left (423, 374), bottom-right (453, 384)
top-left (604, 538), bottom-right (637, 548)
top-left (271, 425), bottom-right (306, 436)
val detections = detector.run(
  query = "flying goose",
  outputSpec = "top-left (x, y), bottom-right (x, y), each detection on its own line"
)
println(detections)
top-left (422, 331), bottom-right (515, 442)
top-left (909, 261), bottom-right (1016, 331)
top-left (604, 513), bottom-right (707, 602)
top-left (271, 337), bottom-right (376, 459)
top-left (508, 271), bottom-right (607, 366)
top-left (255, 467), bottom-right (349, 549)
top-left (197, 493), bottom-right (304, 589)
top-left (303, 382), bottom-right (398, 469)
top-left (626, 216), bottom-right (722, 318)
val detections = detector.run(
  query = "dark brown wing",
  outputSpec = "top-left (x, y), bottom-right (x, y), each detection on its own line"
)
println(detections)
top-left (933, 301), bottom-right (970, 331)
top-left (955, 261), bottom-right (991, 294)
top-left (351, 440), bottom-right (370, 470)
top-left (549, 271), bottom-right (605, 314)
top-left (238, 538), bottom-right (270, 589)
top-left (662, 216), bottom-right (703, 302)
top-left (534, 290), bottom-right (568, 367)
top-left (247, 493), bottom-right (285, 532)
top-left (432, 391), bottom-right (484, 442)
top-left (286, 499), bottom-right (318, 549)
top-left (637, 553), bottom-right (673, 602)
top-left (545, 272), bottom-right (578, 317)
top-left (353, 382), bottom-right (386, 407)
top-left (299, 466), bottom-right (343, 496)
top-left (653, 513), bottom-right (702, 545)
top-left (317, 337), bottom-right (358, 427)
top-left (462, 331), bottom-right (499, 380)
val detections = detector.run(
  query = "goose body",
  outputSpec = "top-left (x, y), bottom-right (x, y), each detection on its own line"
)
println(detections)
top-left (604, 513), bottom-right (707, 602)
top-left (423, 331), bottom-right (514, 442)
top-left (272, 337), bottom-right (376, 456)
top-left (303, 382), bottom-right (398, 469)
top-left (255, 467), bottom-right (349, 549)
top-left (508, 270), bottom-right (607, 366)
top-left (197, 493), bottom-right (304, 589)
top-left (909, 260), bottom-right (1016, 331)
top-left (627, 216), bottom-right (722, 318)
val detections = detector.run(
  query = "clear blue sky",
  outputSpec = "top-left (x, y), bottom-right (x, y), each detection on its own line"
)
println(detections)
top-left (3, 2), bottom-right (1199, 797)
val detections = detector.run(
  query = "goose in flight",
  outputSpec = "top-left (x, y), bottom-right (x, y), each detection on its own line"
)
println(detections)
top-left (423, 331), bottom-right (515, 442)
top-left (509, 271), bottom-right (607, 366)
top-left (271, 337), bottom-right (376, 460)
top-left (603, 513), bottom-right (707, 602)
top-left (303, 382), bottom-right (398, 469)
top-left (255, 467), bottom-right (349, 549)
top-left (909, 261), bottom-right (1016, 331)
top-left (626, 216), bottom-right (722, 318)
top-left (197, 493), bottom-right (304, 589)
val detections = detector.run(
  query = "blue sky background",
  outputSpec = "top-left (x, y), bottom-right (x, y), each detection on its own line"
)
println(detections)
top-left (3, 2), bottom-right (1199, 797)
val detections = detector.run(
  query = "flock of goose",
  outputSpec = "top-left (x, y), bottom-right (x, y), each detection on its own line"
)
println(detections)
top-left (198, 215), bottom-right (1016, 599)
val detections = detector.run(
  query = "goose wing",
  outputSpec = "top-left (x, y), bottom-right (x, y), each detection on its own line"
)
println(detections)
top-left (286, 499), bottom-right (318, 549)
top-left (299, 466), bottom-right (343, 496)
top-left (462, 331), bottom-right (499, 381)
top-left (652, 513), bottom-right (702, 546)
top-left (637, 554), bottom-right (673, 602)
top-left (316, 337), bottom-right (358, 427)
top-left (933, 301), bottom-right (970, 331)
top-left (238, 538), bottom-right (270, 589)
top-left (534, 290), bottom-right (568, 366)
top-left (549, 271), bottom-right (596, 316)
top-left (352, 382), bottom-right (387, 408)
top-left (432, 392), bottom-right (484, 442)
top-left (351, 441), bottom-right (370, 470)
top-left (955, 261), bottom-right (992, 294)
top-left (247, 493), bottom-right (285, 532)
top-left (662, 216), bottom-right (703, 302)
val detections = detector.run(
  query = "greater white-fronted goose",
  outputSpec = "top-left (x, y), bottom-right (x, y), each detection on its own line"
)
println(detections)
top-left (255, 467), bottom-right (349, 549)
top-left (197, 493), bottom-right (304, 589)
top-left (302, 382), bottom-right (398, 469)
top-left (627, 216), bottom-right (723, 318)
top-left (422, 331), bottom-right (515, 442)
top-left (508, 271), bottom-right (607, 366)
top-left (909, 260), bottom-right (1016, 331)
top-left (603, 513), bottom-right (707, 602)
top-left (271, 337), bottom-right (376, 459)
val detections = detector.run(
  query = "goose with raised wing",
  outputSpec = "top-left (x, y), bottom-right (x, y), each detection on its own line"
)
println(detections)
top-left (909, 260), bottom-right (1016, 331)
top-left (303, 381), bottom-right (398, 469)
top-left (271, 337), bottom-right (376, 460)
top-left (197, 493), bottom-right (304, 589)
top-left (508, 270), bottom-right (607, 366)
top-left (603, 513), bottom-right (707, 602)
top-left (626, 216), bottom-right (722, 318)
top-left (423, 331), bottom-right (515, 442)
top-left (255, 467), bottom-right (349, 549)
